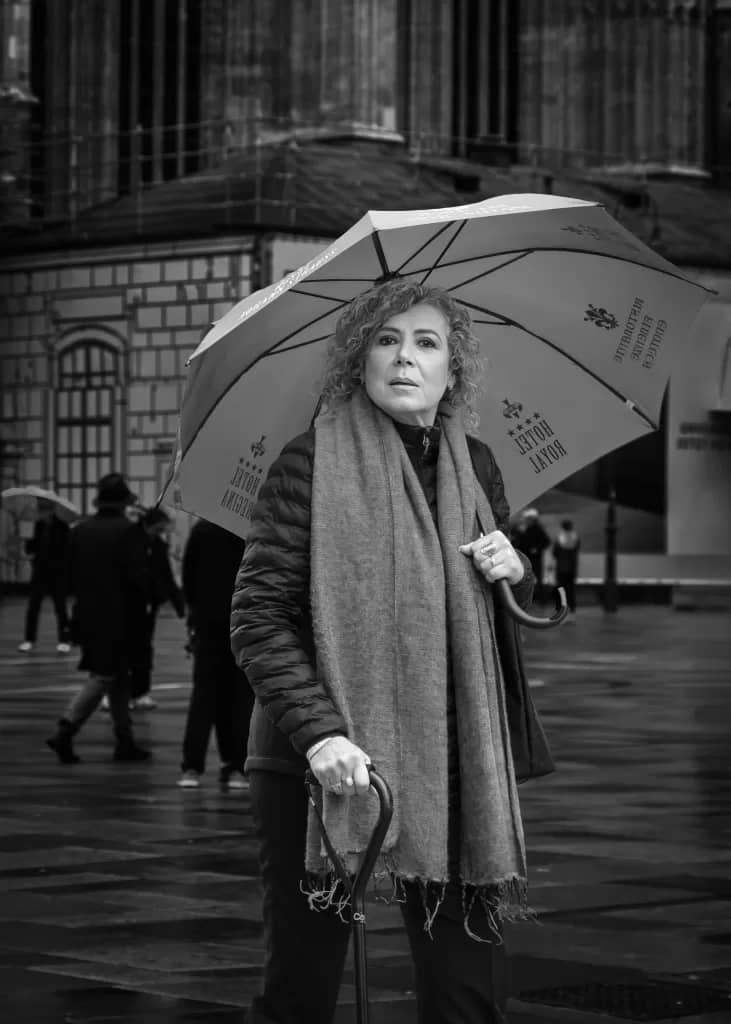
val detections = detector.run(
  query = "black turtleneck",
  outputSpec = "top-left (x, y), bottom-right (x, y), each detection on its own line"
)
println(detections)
top-left (392, 418), bottom-right (441, 527)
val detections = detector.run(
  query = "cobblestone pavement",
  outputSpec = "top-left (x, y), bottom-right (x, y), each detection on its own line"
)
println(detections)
top-left (1, 595), bottom-right (730, 1023)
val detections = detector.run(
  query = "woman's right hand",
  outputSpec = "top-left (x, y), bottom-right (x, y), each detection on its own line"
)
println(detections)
top-left (307, 736), bottom-right (372, 798)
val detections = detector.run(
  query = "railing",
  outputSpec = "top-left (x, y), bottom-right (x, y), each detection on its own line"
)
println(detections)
top-left (0, 113), bottom-right (724, 239)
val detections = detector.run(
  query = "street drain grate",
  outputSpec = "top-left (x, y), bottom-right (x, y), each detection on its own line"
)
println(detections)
top-left (517, 980), bottom-right (731, 1020)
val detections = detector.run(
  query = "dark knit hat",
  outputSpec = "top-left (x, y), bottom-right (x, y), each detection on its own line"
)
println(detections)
top-left (94, 473), bottom-right (136, 507)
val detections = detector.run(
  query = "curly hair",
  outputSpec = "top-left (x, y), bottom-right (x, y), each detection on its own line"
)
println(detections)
top-left (319, 277), bottom-right (484, 430)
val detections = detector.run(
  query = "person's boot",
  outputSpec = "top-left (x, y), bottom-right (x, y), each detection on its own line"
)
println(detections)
top-left (46, 719), bottom-right (80, 764)
top-left (113, 731), bottom-right (151, 762)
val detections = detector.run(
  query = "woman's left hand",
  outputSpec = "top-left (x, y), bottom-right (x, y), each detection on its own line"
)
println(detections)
top-left (459, 530), bottom-right (525, 586)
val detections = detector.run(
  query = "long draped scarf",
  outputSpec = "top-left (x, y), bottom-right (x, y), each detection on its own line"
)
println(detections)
top-left (307, 389), bottom-right (527, 924)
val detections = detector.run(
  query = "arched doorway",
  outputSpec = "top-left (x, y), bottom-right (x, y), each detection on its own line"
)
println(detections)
top-left (54, 337), bottom-right (124, 514)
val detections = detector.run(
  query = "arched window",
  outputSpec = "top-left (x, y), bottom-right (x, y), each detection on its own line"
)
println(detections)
top-left (55, 341), bottom-right (122, 514)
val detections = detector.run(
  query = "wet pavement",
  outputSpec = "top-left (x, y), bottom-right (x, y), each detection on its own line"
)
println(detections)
top-left (1, 595), bottom-right (730, 1023)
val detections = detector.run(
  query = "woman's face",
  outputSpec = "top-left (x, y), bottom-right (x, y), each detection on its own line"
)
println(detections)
top-left (363, 303), bottom-right (452, 427)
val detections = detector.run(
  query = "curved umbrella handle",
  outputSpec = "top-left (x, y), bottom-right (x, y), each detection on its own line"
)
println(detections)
top-left (496, 578), bottom-right (568, 630)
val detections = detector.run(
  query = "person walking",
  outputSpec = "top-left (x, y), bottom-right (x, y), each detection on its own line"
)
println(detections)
top-left (127, 506), bottom-right (185, 710)
top-left (18, 500), bottom-right (72, 653)
top-left (552, 517), bottom-right (581, 618)
top-left (231, 278), bottom-right (539, 1024)
top-left (45, 473), bottom-right (151, 765)
top-left (177, 519), bottom-right (253, 790)
top-left (511, 507), bottom-right (551, 604)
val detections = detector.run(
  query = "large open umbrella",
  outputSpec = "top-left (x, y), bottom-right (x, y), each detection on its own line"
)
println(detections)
top-left (1, 486), bottom-right (81, 524)
top-left (161, 193), bottom-right (708, 622)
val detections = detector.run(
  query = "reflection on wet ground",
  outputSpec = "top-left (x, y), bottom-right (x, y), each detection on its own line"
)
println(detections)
top-left (0, 597), bottom-right (729, 1022)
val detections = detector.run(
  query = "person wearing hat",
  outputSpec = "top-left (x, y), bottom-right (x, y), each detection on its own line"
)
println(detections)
top-left (45, 472), bottom-right (152, 764)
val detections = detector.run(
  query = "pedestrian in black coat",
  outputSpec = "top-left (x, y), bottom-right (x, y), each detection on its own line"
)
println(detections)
top-left (511, 507), bottom-right (551, 603)
top-left (552, 518), bottom-right (581, 616)
top-left (18, 502), bottom-right (71, 653)
top-left (127, 507), bottom-right (185, 709)
top-left (45, 473), bottom-right (151, 765)
top-left (177, 519), bottom-right (253, 790)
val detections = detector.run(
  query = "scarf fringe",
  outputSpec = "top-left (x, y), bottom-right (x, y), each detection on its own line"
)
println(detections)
top-left (301, 865), bottom-right (533, 941)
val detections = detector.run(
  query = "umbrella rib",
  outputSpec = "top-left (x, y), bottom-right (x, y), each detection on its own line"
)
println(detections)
top-left (392, 220), bottom-right (463, 279)
top-left (439, 251), bottom-right (532, 292)
top-left (266, 301), bottom-right (349, 353)
top-left (270, 332), bottom-right (334, 355)
top-left (180, 324), bottom-right (338, 459)
top-left (417, 221), bottom-right (468, 286)
top-left (463, 299), bottom-right (658, 428)
top-left (289, 287), bottom-right (357, 305)
top-left (400, 245), bottom-right (705, 288)
top-left (371, 232), bottom-right (391, 277)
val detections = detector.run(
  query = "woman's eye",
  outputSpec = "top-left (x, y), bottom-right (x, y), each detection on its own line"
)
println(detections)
top-left (378, 334), bottom-right (397, 345)
top-left (418, 337), bottom-right (437, 348)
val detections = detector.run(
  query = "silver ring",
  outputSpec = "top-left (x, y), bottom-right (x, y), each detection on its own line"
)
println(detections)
top-left (480, 545), bottom-right (491, 556)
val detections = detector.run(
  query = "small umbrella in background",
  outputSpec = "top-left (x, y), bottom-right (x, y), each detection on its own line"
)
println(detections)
top-left (1, 486), bottom-right (82, 524)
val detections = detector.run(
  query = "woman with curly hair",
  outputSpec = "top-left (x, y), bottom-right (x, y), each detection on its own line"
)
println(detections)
top-left (231, 277), bottom-right (536, 1024)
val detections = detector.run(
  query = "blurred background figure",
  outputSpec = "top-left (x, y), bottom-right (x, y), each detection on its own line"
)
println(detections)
top-left (552, 518), bottom-right (581, 620)
top-left (178, 519), bottom-right (253, 790)
top-left (127, 506), bottom-right (185, 711)
top-left (511, 508), bottom-right (551, 604)
top-left (18, 499), bottom-right (72, 654)
top-left (46, 473), bottom-right (151, 765)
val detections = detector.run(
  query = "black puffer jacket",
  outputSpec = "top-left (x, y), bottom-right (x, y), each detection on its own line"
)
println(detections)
top-left (230, 425), bottom-right (535, 778)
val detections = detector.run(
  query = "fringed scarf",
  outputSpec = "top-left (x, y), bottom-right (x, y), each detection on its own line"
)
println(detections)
top-left (307, 389), bottom-right (528, 929)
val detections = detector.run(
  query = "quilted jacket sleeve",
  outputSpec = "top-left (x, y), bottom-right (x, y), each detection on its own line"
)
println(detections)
top-left (230, 431), bottom-right (348, 755)
top-left (469, 437), bottom-right (535, 610)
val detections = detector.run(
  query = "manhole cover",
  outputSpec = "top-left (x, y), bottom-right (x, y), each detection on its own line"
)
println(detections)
top-left (517, 980), bottom-right (731, 1020)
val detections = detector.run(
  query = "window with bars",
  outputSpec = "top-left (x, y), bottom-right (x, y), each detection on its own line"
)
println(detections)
top-left (56, 342), bottom-right (120, 515)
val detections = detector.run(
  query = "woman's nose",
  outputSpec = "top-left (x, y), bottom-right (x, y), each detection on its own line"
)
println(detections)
top-left (395, 347), bottom-right (414, 365)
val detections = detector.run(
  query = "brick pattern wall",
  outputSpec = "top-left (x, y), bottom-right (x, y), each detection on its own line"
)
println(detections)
top-left (0, 239), bottom-right (253, 583)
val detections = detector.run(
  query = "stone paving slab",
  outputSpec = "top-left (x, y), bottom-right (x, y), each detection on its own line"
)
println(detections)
top-left (0, 597), bottom-right (730, 1022)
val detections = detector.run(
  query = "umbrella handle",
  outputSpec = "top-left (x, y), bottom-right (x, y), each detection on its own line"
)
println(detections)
top-left (496, 578), bottom-right (568, 630)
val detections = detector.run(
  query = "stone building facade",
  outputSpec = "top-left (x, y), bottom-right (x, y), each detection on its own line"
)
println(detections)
top-left (0, 238), bottom-right (257, 581)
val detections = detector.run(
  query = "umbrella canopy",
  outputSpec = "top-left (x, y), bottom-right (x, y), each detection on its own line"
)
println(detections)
top-left (1, 486), bottom-right (82, 524)
top-left (162, 193), bottom-right (708, 535)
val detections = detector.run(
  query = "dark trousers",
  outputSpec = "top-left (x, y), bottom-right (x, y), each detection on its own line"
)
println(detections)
top-left (24, 576), bottom-right (70, 644)
top-left (64, 672), bottom-right (133, 742)
top-left (247, 771), bottom-right (507, 1024)
top-left (128, 607), bottom-right (157, 699)
top-left (181, 623), bottom-right (253, 774)
top-left (556, 572), bottom-right (577, 612)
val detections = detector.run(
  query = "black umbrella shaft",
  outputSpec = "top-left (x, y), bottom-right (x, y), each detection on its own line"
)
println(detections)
top-left (353, 917), bottom-right (369, 1024)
